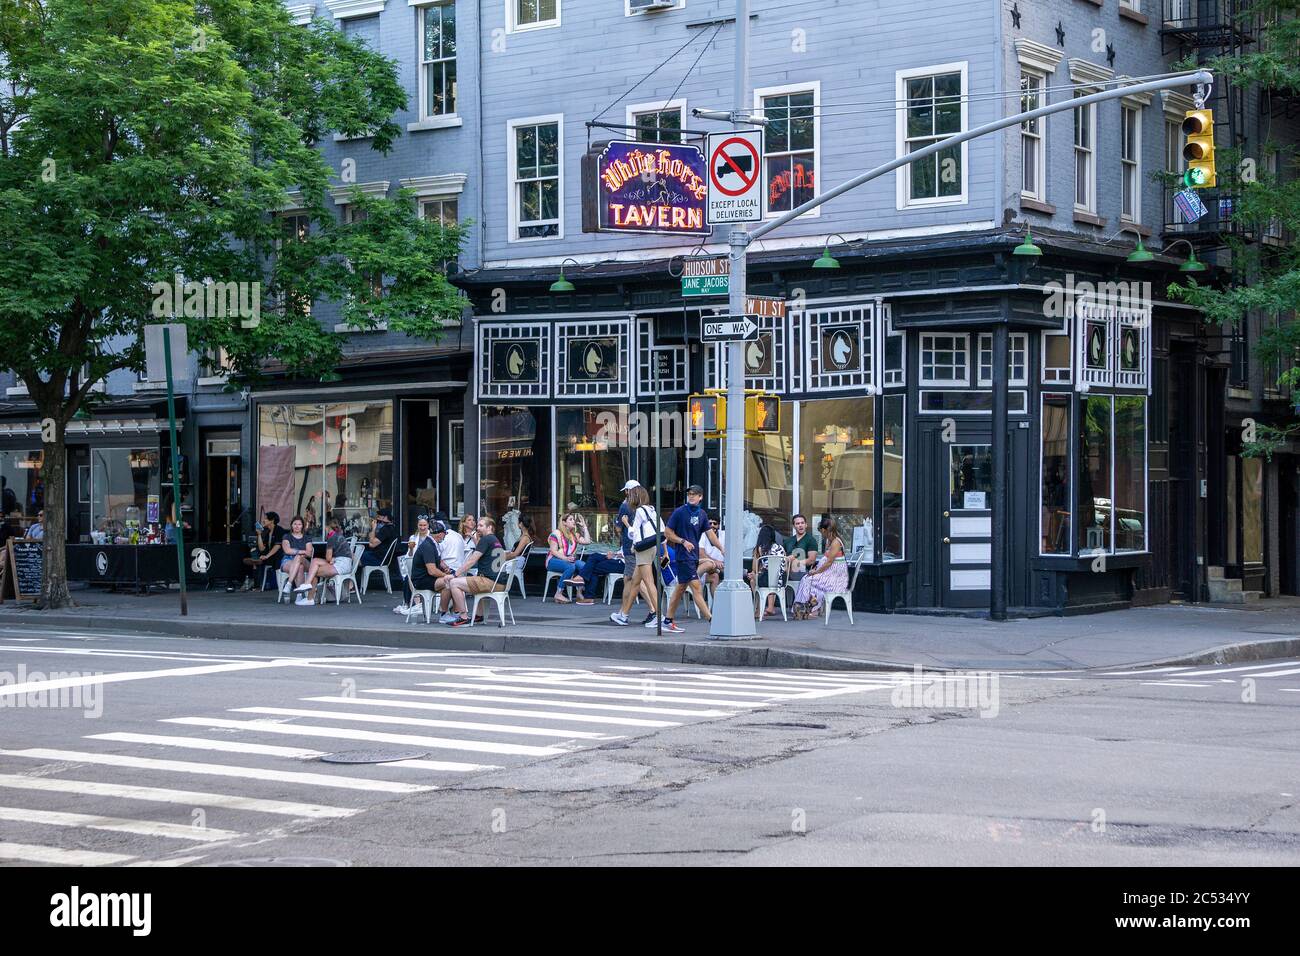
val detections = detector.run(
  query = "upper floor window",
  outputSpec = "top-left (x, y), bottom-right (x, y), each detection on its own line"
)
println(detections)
top-left (419, 2), bottom-right (457, 119)
top-left (897, 64), bottom-right (966, 207)
top-left (1119, 0), bottom-right (1140, 10)
top-left (1121, 105), bottom-right (1141, 222)
top-left (509, 0), bottom-right (559, 32)
top-left (421, 196), bottom-right (459, 268)
top-left (1074, 95), bottom-right (1096, 213)
top-left (1165, 118), bottom-right (1185, 228)
top-left (1020, 71), bottom-right (1045, 201)
top-left (510, 117), bottom-right (561, 240)
top-left (756, 85), bottom-right (817, 215)
top-left (277, 212), bottom-right (312, 315)
top-left (630, 104), bottom-right (683, 144)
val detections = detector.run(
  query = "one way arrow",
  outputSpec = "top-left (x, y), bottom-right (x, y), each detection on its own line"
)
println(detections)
top-left (700, 315), bottom-right (759, 343)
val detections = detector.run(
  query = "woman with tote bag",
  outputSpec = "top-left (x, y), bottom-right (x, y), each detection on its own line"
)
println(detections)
top-left (623, 486), bottom-right (664, 629)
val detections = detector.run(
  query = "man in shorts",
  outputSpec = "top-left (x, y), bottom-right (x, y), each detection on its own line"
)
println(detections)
top-left (662, 485), bottom-right (722, 631)
top-left (445, 515), bottom-right (507, 626)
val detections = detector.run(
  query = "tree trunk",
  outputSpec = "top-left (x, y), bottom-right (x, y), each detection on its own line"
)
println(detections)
top-left (39, 413), bottom-right (73, 610)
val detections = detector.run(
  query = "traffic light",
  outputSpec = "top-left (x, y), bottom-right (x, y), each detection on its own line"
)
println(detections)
top-left (688, 393), bottom-right (723, 434)
top-left (1182, 109), bottom-right (1216, 189)
top-left (745, 394), bottom-right (780, 433)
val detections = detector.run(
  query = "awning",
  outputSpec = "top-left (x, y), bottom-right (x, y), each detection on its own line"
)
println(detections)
top-left (0, 418), bottom-right (182, 438)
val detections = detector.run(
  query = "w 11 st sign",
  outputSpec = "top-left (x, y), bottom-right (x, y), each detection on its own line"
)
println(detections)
top-left (701, 315), bottom-right (759, 343)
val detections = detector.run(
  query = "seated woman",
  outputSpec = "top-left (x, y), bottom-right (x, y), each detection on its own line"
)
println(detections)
top-left (503, 513), bottom-right (535, 559)
top-left (745, 518), bottom-right (787, 619)
top-left (296, 519), bottom-right (353, 605)
top-left (546, 512), bottom-right (592, 604)
top-left (791, 517), bottom-right (848, 620)
top-left (406, 514), bottom-right (432, 558)
top-left (278, 515), bottom-right (314, 596)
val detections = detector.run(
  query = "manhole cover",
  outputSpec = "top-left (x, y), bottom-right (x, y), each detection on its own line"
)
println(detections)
top-left (210, 857), bottom-right (352, 867)
top-left (319, 749), bottom-right (428, 764)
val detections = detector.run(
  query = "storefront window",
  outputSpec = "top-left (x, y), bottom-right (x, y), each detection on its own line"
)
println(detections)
top-left (882, 395), bottom-right (904, 559)
top-left (1041, 394), bottom-right (1071, 554)
top-left (0, 450), bottom-right (44, 520)
top-left (90, 447), bottom-right (161, 536)
top-left (258, 401), bottom-right (393, 538)
top-left (743, 410), bottom-right (794, 549)
top-left (556, 406), bottom-right (631, 547)
top-left (479, 405), bottom-right (552, 542)
top-left (1114, 396), bottom-right (1146, 552)
top-left (636, 402), bottom-right (687, 521)
top-left (1079, 395), bottom-right (1112, 554)
top-left (799, 398), bottom-right (875, 553)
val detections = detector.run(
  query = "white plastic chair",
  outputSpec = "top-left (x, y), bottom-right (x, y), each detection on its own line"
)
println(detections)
top-left (605, 573), bottom-right (624, 604)
top-left (318, 542), bottom-right (365, 606)
top-left (754, 553), bottom-right (789, 622)
top-left (275, 569), bottom-right (291, 604)
top-left (359, 538), bottom-right (399, 595)
top-left (541, 564), bottom-right (585, 603)
top-left (471, 557), bottom-right (522, 627)
top-left (506, 549), bottom-right (529, 598)
top-left (823, 548), bottom-right (868, 626)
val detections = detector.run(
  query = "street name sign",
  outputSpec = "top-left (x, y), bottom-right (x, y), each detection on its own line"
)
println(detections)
top-left (682, 255), bottom-right (729, 297)
top-left (707, 129), bottom-right (764, 224)
top-left (701, 314), bottom-right (759, 343)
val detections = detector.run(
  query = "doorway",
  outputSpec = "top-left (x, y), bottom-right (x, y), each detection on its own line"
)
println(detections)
top-left (939, 438), bottom-right (994, 608)
top-left (402, 399), bottom-right (439, 531)
top-left (203, 433), bottom-right (242, 542)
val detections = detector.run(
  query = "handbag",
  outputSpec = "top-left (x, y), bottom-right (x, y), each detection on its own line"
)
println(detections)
top-left (631, 506), bottom-right (663, 553)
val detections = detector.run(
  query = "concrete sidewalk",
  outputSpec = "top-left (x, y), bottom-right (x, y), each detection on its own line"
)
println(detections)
top-left (3, 585), bottom-right (1299, 671)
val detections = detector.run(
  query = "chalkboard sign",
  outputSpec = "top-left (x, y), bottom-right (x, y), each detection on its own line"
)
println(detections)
top-left (6, 539), bottom-right (42, 602)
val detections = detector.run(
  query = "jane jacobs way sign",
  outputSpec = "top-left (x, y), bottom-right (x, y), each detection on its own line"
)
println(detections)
top-left (701, 315), bottom-right (759, 343)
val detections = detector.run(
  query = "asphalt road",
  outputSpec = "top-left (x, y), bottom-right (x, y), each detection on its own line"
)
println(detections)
top-left (0, 624), bottom-right (1296, 866)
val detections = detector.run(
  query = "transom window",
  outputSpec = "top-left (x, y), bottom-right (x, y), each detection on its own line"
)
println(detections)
top-left (977, 333), bottom-right (1028, 386)
top-left (419, 2), bottom-right (457, 119)
top-left (920, 333), bottom-right (969, 386)
top-left (760, 89), bottom-right (816, 214)
top-left (512, 119), bottom-right (561, 239)
top-left (902, 69), bottom-right (964, 203)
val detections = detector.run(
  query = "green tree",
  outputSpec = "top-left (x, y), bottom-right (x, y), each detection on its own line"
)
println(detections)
top-left (1169, 2), bottom-right (1300, 456)
top-left (0, 0), bottom-right (464, 608)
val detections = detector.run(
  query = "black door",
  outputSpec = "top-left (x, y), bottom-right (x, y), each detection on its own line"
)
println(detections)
top-left (928, 427), bottom-right (995, 608)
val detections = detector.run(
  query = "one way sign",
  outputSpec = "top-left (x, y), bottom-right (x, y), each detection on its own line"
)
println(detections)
top-left (701, 314), bottom-right (759, 343)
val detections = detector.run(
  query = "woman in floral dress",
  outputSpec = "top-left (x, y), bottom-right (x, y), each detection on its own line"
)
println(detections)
top-left (792, 517), bottom-right (848, 619)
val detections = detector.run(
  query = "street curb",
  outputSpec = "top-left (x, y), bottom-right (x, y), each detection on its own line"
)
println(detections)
top-left (6, 611), bottom-right (910, 672)
top-left (5, 611), bottom-right (1296, 673)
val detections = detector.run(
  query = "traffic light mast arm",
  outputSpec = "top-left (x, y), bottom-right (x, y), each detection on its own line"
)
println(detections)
top-left (750, 69), bottom-right (1214, 242)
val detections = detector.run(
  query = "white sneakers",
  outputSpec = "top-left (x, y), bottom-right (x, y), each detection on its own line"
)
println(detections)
top-left (394, 604), bottom-right (410, 615)
top-left (609, 612), bottom-right (629, 626)
top-left (294, 595), bottom-right (315, 606)
top-left (439, 612), bottom-right (459, 624)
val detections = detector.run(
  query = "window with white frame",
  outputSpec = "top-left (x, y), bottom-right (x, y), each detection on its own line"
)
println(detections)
top-left (1121, 105), bottom-right (1141, 222)
top-left (1042, 331), bottom-right (1072, 384)
top-left (1165, 118), bottom-right (1185, 227)
top-left (420, 196), bottom-right (458, 231)
top-left (509, 0), bottom-right (558, 31)
top-left (898, 65), bottom-right (965, 206)
top-left (757, 85), bottom-right (817, 214)
top-left (1020, 71), bottom-right (1045, 200)
top-left (1074, 95), bottom-right (1096, 212)
top-left (510, 117), bottom-right (561, 240)
top-left (630, 104), bottom-right (683, 145)
top-left (977, 333), bottom-right (1028, 386)
top-left (277, 211), bottom-right (312, 316)
top-left (920, 333), bottom-right (969, 386)
top-left (1119, 0), bottom-right (1139, 10)
top-left (418, 2), bottom-right (456, 119)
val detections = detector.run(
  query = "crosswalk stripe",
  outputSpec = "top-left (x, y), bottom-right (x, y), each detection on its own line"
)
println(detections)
top-left (0, 773), bottom-right (357, 819)
top-left (301, 695), bottom-right (680, 728)
top-left (419, 673), bottom-right (792, 699)
top-left (1139, 681), bottom-right (1212, 687)
top-left (412, 681), bottom-right (763, 708)
top-left (0, 749), bottom-right (433, 794)
top-left (162, 717), bottom-right (570, 757)
top-left (0, 841), bottom-right (134, 866)
top-left (232, 706), bottom-right (621, 741)
top-left (1233, 666), bottom-right (1300, 678)
top-left (0, 805), bottom-right (243, 842)
top-left (0, 660), bottom-right (282, 701)
top-left (1097, 661), bottom-right (1299, 677)
top-left (540, 673), bottom-right (844, 695)
top-left (722, 670), bottom-right (903, 685)
top-left (90, 732), bottom-right (324, 759)
top-left (364, 688), bottom-right (732, 717)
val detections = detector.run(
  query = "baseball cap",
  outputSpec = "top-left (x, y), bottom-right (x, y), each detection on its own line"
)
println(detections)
top-left (686, 484), bottom-right (704, 496)
top-left (377, 507), bottom-right (393, 519)
top-left (621, 480), bottom-right (641, 492)
top-left (431, 521), bottom-right (449, 534)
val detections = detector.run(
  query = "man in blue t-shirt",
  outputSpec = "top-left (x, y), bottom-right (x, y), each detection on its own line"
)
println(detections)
top-left (663, 485), bottom-right (723, 630)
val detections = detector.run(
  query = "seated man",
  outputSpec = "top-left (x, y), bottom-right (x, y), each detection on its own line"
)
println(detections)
top-left (443, 516), bottom-right (507, 626)
top-left (577, 548), bottom-right (627, 605)
top-left (358, 508), bottom-right (399, 570)
top-left (241, 512), bottom-right (285, 590)
top-left (396, 521), bottom-right (453, 618)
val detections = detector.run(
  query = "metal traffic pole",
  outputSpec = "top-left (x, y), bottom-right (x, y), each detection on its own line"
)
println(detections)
top-left (709, 0), bottom-right (756, 640)
top-left (163, 325), bottom-right (188, 616)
